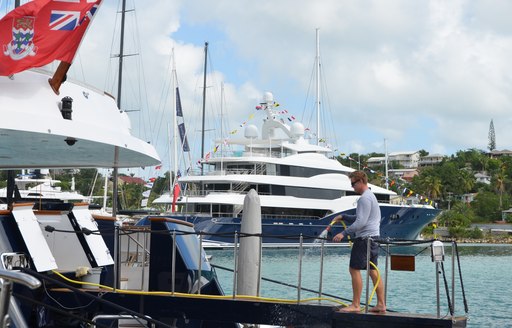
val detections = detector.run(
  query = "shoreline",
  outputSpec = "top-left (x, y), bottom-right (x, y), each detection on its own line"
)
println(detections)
top-left (456, 237), bottom-right (512, 244)
top-left (430, 236), bottom-right (512, 244)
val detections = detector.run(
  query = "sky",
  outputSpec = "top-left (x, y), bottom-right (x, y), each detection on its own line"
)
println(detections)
top-left (2, 0), bottom-right (512, 177)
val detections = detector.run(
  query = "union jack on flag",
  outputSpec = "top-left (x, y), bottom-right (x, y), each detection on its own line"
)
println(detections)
top-left (50, 1), bottom-right (100, 31)
top-left (50, 10), bottom-right (80, 30)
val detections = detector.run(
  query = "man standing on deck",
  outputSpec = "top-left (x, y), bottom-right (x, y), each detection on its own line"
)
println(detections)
top-left (332, 170), bottom-right (386, 313)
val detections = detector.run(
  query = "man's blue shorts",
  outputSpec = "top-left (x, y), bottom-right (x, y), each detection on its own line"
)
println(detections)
top-left (349, 237), bottom-right (379, 270)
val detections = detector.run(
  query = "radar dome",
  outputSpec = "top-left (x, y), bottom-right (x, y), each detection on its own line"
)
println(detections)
top-left (290, 122), bottom-right (305, 137)
top-left (245, 124), bottom-right (259, 139)
top-left (263, 92), bottom-right (274, 103)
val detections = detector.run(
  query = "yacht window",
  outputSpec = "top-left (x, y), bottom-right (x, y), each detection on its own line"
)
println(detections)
top-left (266, 163), bottom-right (277, 176)
top-left (276, 164), bottom-right (340, 178)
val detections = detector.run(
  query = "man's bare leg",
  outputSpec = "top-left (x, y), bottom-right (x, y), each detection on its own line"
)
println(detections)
top-left (369, 269), bottom-right (386, 313)
top-left (340, 267), bottom-right (363, 312)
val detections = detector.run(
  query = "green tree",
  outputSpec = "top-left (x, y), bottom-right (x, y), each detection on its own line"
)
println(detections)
top-left (488, 119), bottom-right (496, 151)
top-left (438, 202), bottom-right (474, 228)
top-left (472, 191), bottom-right (510, 222)
top-left (458, 169), bottom-right (475, 194)
top-left (425, 175), bottom-right (442, 200)
top-left (493, 165), bottom-right (506, 210)
top-left (120, 182), bottom-right (145, 209)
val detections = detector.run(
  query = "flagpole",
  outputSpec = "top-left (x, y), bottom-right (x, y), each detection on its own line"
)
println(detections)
top-left (167, 123), bottom-right (173, 205)
top-left (48, 61), bottom-right (71, 95)
top-left (171, 48), bottom-right (178, 198)
top-left (315, 28), bottom-right (321, 146)
top-left (220, 82), bottom-right (224, 174)
top-left (385, 138), bottom-right (389, 190)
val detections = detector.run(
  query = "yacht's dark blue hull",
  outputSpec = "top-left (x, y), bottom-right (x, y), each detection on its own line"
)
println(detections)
top-left (168, 205), bottom-right (441, 245)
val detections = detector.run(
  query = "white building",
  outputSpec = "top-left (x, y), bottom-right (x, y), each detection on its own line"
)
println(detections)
top-left (419, 154), bottom-right (446, 167)
top-left (474, 172), bottom-right (491, 185)
top-left (368, 151), bottom-right (420, 169)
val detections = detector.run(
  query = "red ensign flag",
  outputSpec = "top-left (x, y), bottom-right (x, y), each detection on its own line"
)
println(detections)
top-left (0, 0), bottom-right (102, 76)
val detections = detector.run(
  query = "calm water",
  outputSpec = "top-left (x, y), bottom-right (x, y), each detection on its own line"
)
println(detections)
top-left (207, 244), bottom-right (512, 328)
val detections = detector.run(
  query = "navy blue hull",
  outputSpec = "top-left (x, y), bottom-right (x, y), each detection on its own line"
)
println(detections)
top-left (167, 205), bottom-right (441, 244)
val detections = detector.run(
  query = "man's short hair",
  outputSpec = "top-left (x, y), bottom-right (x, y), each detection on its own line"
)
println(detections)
top-left (349, 170), bottom-right (368, 184)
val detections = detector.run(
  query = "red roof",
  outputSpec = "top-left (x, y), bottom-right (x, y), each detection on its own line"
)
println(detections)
top-left (119, 176), bottom-right (146, 185)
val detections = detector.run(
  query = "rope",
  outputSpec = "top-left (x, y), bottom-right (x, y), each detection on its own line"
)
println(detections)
top-left (44, 224), bottom-right (440, 247)
top-left (213, 264), bottom-right (350, 304)
top-left (440, 262), bottom-right (454, 315)
top-left (454, 241), bottom-right (469, 314)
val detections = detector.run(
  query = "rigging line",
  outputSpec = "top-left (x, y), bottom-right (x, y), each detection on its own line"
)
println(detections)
top-left (104, 0), bottom-right (121, 95)
top-left (302, 58), bottom-right (316, 134)
top-left (205, 47), bottom-right (224, 146)
top-left (130, 1), bottom-right (154, 144)
top-left (320, 59), bottom-right (339, 153)
top-left (152, 47), bottom-right (173, 152)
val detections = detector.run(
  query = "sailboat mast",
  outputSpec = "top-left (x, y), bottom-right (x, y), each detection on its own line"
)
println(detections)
top-left (117, 0), bottom-right (126, 109)
top-left (315, 28), bottom-right (321, 146)
top-left (201, 42), bottom-right (208, 176)
top-left (112, 0), bottom-right (126, 219)
top-left (112, 0), bottom-right (127, 290)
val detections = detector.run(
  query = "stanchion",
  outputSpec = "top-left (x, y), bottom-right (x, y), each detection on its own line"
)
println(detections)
top-left (198, 233), bottom-right (203, 295)
top-left (141, 228), bottom-right (147, 290)
top-left (364, 237), bottom-right (371, 313)
top-left (171, 230), bottom-right (176, 294)
top-left (318, 239), bottom-right (325, 301)
top-left (384, 242), bottom-right (390, 303)
top-left (297, 234), bottom-right (303, 304)
top-left (451, 241), bottom-right (456, 318)
top-left (232, 231), bottom-right (239, 299)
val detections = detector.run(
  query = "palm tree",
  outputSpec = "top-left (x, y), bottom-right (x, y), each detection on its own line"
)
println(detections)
top-left (494, 166), bottom-right (506, 210)
top-left (458, 170), bottom-right (475, 194)
top-left (425, 175), bottom-right (442, 200)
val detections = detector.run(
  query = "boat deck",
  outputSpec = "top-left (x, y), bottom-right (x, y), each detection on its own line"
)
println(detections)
top-left (46, 288), bottom-right (466, 327)
top-left (332, 310), bottom-right (467, 328)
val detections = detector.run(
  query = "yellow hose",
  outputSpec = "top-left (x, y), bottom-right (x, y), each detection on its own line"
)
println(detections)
top-left (334, 219), bottom-right (381, 310)
top-left (51, 270), bottom-right (346, 306)
top-left (49, 218), bottom-right (378, 309)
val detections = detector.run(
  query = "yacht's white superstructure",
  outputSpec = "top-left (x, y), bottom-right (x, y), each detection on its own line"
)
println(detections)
top-left (0, 69), bottom-right (160, 169)
top-left (153, 92), bottom-right (439, 243)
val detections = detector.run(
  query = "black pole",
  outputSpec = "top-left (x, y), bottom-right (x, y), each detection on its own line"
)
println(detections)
top-left (117, 0), bottom-right (126, 109)
top-left (112, 0), bottom-right (126, 290)
top-left (201, 42), bottom-right (208, 176)
top-left (6, 171), bottom-right (15, 208)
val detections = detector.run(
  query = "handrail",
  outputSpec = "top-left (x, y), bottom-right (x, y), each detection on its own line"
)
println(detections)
top-left (92, 314), bottom-right (155, 328)
top-left (0, 269), bottom-right (41, 328)
top-left (0, 269), bottom-right (40, 289)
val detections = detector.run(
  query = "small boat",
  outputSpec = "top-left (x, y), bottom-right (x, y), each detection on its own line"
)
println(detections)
top-left (0, 169), bottom-right (89, 209)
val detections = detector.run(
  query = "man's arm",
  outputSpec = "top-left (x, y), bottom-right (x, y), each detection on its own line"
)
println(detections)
top-left (342, 197), bottom-right (371, 237)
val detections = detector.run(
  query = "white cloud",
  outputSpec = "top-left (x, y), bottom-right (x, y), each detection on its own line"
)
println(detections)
top-left (8, 0), bottom-right (512, 174)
